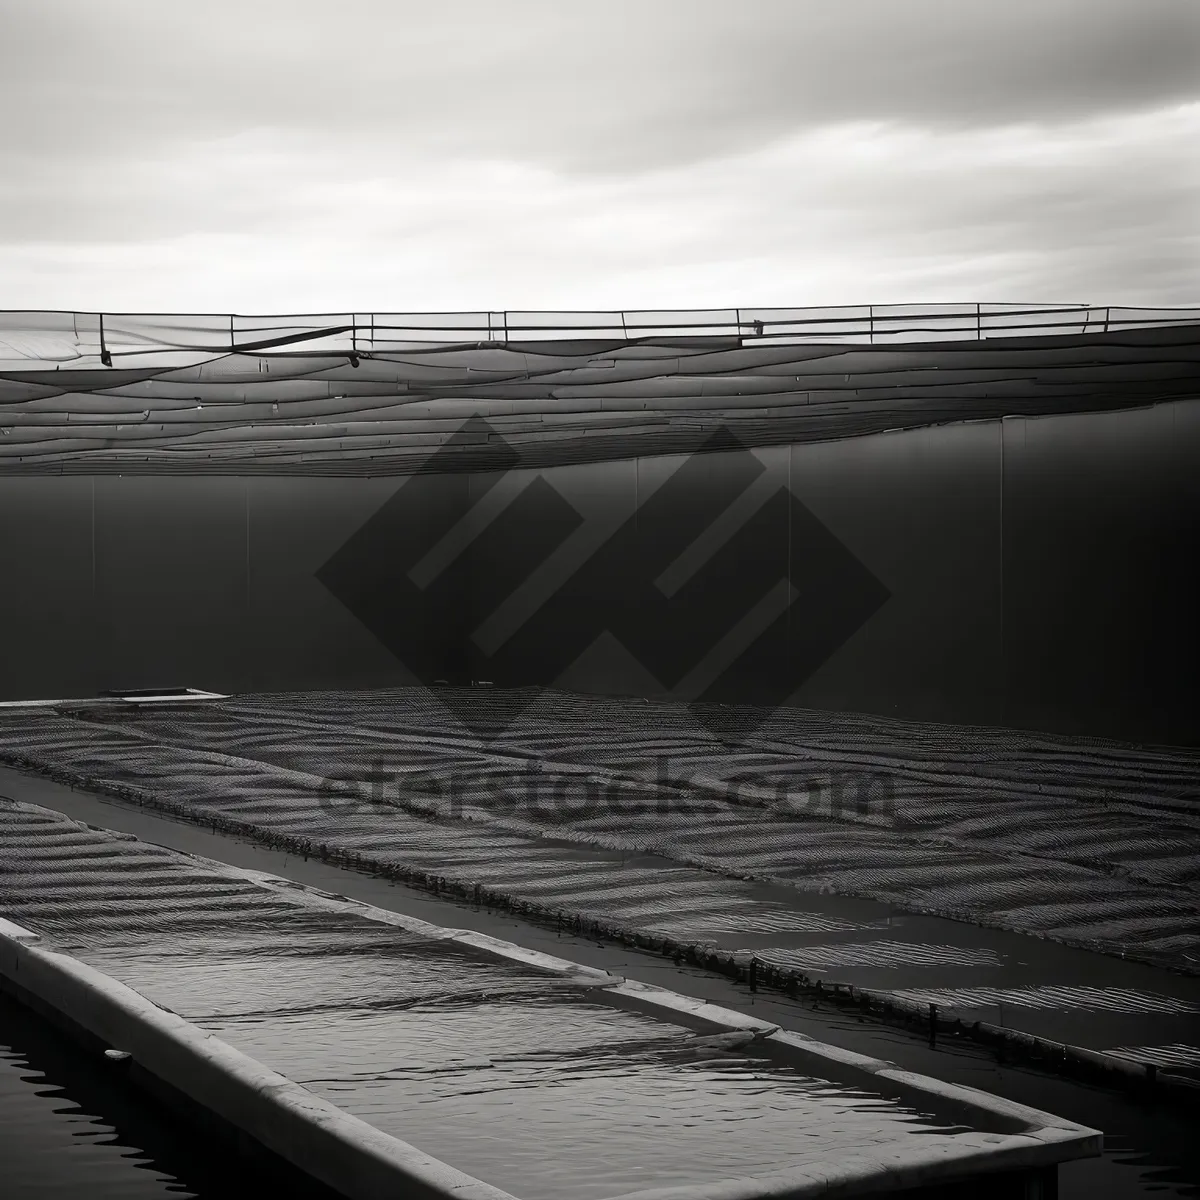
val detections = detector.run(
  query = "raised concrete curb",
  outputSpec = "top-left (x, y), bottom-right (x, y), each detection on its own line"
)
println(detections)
top-left (0, 917), bottom-right (518, 1200)
top-left (204, 861), bottom-right (1105, 1195)
top-left (0, 839), bottom-right (1103, 1200)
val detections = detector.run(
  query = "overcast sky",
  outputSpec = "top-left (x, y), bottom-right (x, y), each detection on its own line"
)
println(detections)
top-left (1, 0), bottom-right (1197, 314)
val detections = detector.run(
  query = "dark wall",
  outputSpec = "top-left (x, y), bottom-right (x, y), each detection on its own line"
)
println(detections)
top-left (1002, 401), bottom-right (1200, 744)
top-left (1, 400), bottom-right (1196, 746)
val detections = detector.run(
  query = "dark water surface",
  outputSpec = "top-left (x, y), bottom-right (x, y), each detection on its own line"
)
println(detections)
top-left (0, 995), bottom-right (341, 1200)
top-left (1, 996), bottom-right (210, 1199)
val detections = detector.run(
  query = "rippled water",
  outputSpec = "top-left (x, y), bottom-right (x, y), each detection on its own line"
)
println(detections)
top-left (93, 937), bottom-right (988, 1200)
top-left (5, 685), bottom-right (1198, 974)
top-left (319, 1058), bottom-right (966, 1200)
top-left (208, 998), bottom-right (978, 1200)
top-left (0, 793), bottom-right (1003, 1200)
top-left (3, 785), bottom-right (1199, 1198)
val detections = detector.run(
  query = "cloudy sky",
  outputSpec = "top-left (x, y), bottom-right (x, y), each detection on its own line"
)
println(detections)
top-left (1, 0), bottom-right (1197, 314)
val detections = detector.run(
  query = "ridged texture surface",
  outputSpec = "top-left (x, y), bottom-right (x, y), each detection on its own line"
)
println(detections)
top-left (5, 688), bottom-right (1199, 959)
top-left (2, 687), bottom-right (1199, 1071)
top-left (1, 306), bottom-right (1197, 473)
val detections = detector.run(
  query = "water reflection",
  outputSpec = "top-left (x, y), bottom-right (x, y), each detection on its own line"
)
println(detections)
top-left (0, 997), bottom-right (337, 1200)
top-left (0, 1002), bottom-right (197, 1199)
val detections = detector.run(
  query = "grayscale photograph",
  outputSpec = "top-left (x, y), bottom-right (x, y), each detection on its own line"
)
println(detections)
top-left (1, 3), bottom-right (1198, 1199)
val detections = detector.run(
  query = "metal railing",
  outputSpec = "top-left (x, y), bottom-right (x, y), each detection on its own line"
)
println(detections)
top-left (2, 303), bottom-right (1198, 370)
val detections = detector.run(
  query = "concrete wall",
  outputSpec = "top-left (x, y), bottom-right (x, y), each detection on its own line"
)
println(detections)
top-left (2, 400), bottom-right (1197, 745)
